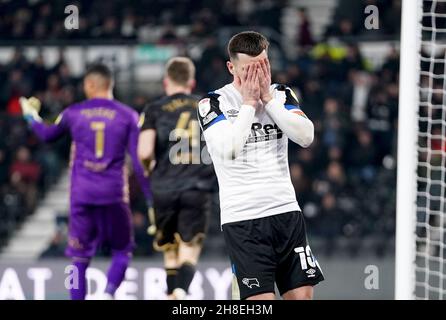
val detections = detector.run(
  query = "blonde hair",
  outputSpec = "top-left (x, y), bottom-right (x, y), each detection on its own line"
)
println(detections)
top-left (165, 57), bottom-right (196, 86)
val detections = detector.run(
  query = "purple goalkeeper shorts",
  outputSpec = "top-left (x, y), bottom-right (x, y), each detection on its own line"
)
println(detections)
top-left (65, 202), bottom-right (134, 259)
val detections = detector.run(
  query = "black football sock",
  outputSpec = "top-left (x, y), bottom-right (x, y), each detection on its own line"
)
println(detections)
top-left (176, 262), bottom-right (196, 293)
top-left (165, 268), bottom-right (178, 295)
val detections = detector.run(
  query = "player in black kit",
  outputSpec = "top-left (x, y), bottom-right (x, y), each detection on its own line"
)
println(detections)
top-left (138, 57), bottom-right (215, 300)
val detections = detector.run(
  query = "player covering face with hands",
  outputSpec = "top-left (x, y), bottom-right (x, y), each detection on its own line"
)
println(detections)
top-left (237, 59), bottom-right (272, 106)
top-left (197, 31), bottom-right (324, 300)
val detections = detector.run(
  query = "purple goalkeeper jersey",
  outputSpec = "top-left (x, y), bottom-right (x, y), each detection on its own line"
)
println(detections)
top-left (30, 98), bottom-right (151, 205)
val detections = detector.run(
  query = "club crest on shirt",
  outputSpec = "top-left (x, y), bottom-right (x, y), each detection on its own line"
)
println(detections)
top-left (198, 98), bottom-right (211, 117)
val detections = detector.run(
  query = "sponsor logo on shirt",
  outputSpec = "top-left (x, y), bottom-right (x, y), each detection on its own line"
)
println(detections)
top-left (246, 123), bottom-right (283, 143)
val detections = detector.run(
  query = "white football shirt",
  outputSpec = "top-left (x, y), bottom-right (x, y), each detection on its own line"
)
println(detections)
top-left (198, 83), bottom-right (304, 225)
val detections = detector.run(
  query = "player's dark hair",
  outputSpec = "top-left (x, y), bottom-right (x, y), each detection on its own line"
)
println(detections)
top-left (227, 31), bottom-right (269, 60)
top-left (84, 63), bottom-right (113, 83)
top-left (165, 57), bottom-right (195, 86)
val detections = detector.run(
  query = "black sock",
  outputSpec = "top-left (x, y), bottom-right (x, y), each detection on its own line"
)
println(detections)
top-left (166, 268), bottom-right (178, 295)
top-left (176, 263), bottom-right (196, 292)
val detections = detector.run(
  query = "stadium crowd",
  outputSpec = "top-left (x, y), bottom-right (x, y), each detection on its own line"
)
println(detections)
top-left (0, 0), bottom-right (284, 41)
top-left (325, 0), bottom-right (401, 39)
top-left (0, 50), bottom-right (73, 247)
top-left (0, 0), bottom-right (401, 42)
top-left (0, 0), bottom-right (401, 258)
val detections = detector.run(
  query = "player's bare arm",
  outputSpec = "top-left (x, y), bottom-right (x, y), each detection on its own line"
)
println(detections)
top-left (138, 129), bottom-right (156, 161)
top-left (138, 128), bottom-right (156, 174)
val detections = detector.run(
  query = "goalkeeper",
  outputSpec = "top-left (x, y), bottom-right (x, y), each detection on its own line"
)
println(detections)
top-left (20, 64), bottom-right (152, 300)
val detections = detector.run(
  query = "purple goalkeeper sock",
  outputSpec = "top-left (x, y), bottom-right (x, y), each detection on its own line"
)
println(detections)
top-left (70, 259), bottom-right (89, 300)
top-left (105, 252), bottom-right (130, 296)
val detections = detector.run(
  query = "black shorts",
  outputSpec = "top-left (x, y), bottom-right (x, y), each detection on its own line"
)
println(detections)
top-left (222, 211), bottom-right (324, 300)
top-left (152, 190), bottom-right (211, 251)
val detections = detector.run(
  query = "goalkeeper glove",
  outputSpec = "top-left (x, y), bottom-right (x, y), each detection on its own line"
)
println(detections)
top-left (19, 96), bottom-right (42, 123)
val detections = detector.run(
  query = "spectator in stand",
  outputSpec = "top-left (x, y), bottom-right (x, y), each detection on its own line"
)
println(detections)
top-left (0, 148), bottom-right (9, 186)
top-left (9, 146), bottom-right (41, 212)
top-left (348, 128), bottom-right (378, 184)
top-left (321, 97), bottom-right (347, 149)
top-left (297, 7), bottom-right (314, 48)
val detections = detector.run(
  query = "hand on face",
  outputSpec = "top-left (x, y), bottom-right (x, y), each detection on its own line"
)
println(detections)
top-left (258, 58), bottom-right (272, 104)
top-left (240, 63), bottom-right (261, 107)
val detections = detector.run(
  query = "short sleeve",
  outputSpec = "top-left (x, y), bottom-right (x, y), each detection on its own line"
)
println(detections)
top-left (140, 103), bottom-right (157, 131)
top-left (197, 93), bottom-right (226, 131)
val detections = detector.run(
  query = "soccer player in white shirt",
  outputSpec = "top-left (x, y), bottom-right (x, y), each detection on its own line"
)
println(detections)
top-left (197, 31), bottom-right (324, 300)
